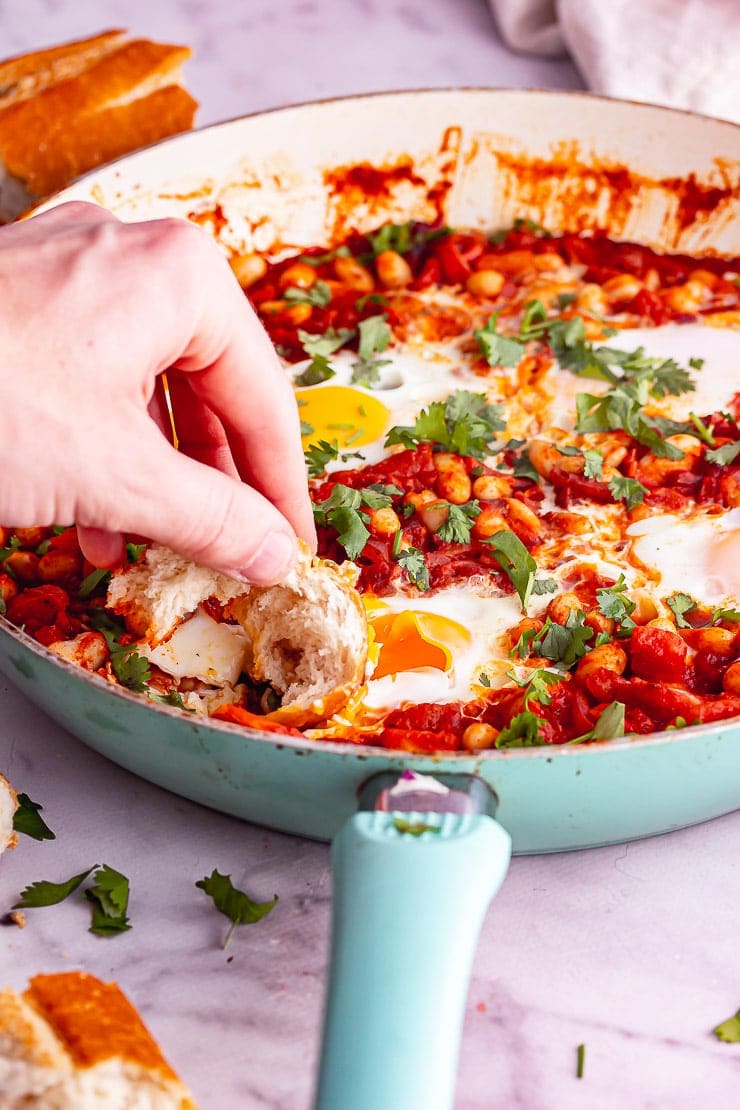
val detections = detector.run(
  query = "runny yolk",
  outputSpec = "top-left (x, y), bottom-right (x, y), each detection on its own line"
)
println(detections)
top-left (296, 385), bottom-right (390, 449)
top-left (369, 609), bottom-right (471, 680)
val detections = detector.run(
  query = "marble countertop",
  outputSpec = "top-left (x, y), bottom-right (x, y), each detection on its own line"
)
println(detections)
top-left (1, 2), bottom-right (739, 1108)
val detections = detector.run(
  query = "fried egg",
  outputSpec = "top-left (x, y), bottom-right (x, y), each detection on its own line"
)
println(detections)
top-left (142, 607), bottom-right (248, 686)
top-left (627, 509), bottom-right (740, 605)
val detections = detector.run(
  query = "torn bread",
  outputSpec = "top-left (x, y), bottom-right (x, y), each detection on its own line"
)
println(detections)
top-left (0, 771), bottom-right (18, 856)
top-left (0, 971), bottom-right (196, 1108)
top-left (0, 31), bottom-right (197, 219)
top-left (107, 542), bottom-right (368, 727)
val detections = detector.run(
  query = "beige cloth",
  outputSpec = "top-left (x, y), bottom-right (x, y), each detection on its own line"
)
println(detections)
top-left (489, 0), bottom-right (740, 123)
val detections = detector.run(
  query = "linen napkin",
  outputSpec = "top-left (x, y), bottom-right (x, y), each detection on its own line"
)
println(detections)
top-left (488, 0), bottom-right (740, 124)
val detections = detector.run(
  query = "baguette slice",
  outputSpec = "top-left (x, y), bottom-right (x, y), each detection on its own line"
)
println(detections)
top-left (0, 972), bottom-right (196, 1108)
top-left (107, 542), bottom-right (368, 728)
top-left (0, 771), bottom-right (18, 855)
top-left (0, 32), bottom-right (197, 217)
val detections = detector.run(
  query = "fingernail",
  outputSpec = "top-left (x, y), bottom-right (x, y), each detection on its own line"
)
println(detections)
top-left (229, 531), bottom-right (297, 586)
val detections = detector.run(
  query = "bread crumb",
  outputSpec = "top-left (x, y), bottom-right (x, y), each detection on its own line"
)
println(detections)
top-left (2, 910), bottom-right (26, 928)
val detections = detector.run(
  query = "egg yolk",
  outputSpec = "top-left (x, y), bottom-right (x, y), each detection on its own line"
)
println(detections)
top-left (370, 610), bottom-right (471, 679)
top-left (296, 385), bottom-right (390, 449)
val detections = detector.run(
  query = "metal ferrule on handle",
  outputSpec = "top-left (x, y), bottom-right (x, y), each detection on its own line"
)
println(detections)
top-left (315, 774), bottom-right (512, 1110)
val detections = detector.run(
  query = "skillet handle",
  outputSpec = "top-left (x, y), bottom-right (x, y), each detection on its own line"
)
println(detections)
top-left (314, 810), bottom-right (511, 1110)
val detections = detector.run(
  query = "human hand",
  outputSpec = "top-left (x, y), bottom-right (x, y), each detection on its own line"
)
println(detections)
top-left (0, 202), bottom-right (316, 584)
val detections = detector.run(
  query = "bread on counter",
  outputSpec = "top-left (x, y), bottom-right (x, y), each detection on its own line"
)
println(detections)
top-left (0, 30), bottom-right (198, 220)
top-left (0, 771), bottom-right (18, 856)
top-left (0, 971), bottom-right (197, 1108)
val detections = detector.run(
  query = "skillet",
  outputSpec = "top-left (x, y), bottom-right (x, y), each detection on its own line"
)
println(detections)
top-left (2, 89), bottom-right (739, 1109)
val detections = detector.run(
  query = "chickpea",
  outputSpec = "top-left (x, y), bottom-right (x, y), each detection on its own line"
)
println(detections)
top-left (375, 250), bottom-right (413, 289)
top-left (722, 660), bottom-right (740, 695)
top-left (462, 722), bottom-right (499, 752)
top-left (433, 453), bottom-right (471, 505)
top-left (506, 617), bottom-right (543, 651)
top-left (528, 440), bottom-right (582, 481)
top-left (404, 490), bottom-right (438, 511)
top-left (0, 573), bottom-right (18, 606)
top-left (367, 507), bottom-right (401, 538)
top-left (504, 497), bottom-right (543, 545)
top-left (472, 506), bottom-right (508, 540)
top-left (601, 273), bottom-right (643, 305)
top-left (643, 267), bottom-right (660, 291)
top-left (334, 255), bottom-right (375, 292)
top-left (693, 627), bottom-right (735, 653)
top-left (466, 270), bottom-right (505, 298)
top-left (533, 252), bottom-right (566, 272)
top-left (546, 592), bottom-right (583, 625)
top-left (229, 252), bottom-right (267, 289)
top-left (472, 474), bottom-right (512, 500)
top-left (283, 303), bottom-right (314, 326)
top-left (48, 631), bottom-right (108, 671)
top-left (278, 262), bottom-right (318, 291)
top-left (259, 299), bottom-right (288, 315)
top-left (574, 283), bottom-right (607, 317)
top-left (661, 280), bottom-right (707, 314)
top-left (576, 643), bottom-right (628, 680)
top-left (417, 503), bottom-right (449, 534)
top-left (38, 550), bottom-right (82, 583)
top-left (4, 551), bottom-right (39, 583)
top-left (585, 611), bottom-right (615, 636)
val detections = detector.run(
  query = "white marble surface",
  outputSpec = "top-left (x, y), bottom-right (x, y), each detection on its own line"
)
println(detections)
top-left (1, 3), bottom-right (739, 1109)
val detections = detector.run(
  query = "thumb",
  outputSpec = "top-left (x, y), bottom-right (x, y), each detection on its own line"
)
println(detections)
top-left (78, 431), bottom-right (300, 585)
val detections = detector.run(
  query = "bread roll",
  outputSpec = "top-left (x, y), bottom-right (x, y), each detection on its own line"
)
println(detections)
top-left (0, 771), bottom-right (18, 856)
top-left (0, 971), bottom-right (196, 1108)
top-left (107, 542), bottom-right (368, 727)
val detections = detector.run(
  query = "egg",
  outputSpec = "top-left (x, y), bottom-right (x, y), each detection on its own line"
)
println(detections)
top-left (297, 385), bottom-right (390, 452)
top-left (142, 607), bottom-right (249, 685)
top-left (626, 509), bottom-right (740, 605)
top-left (362, 588), bottom-right (527, 711)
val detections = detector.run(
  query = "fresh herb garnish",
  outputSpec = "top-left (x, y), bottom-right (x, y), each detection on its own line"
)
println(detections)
top-left (295, 327), bottom-right (353, 386)
top-left (351, 314), bottom-right (392, 387)
top-left (393, 818), bottom-right (440, 836)
top-left (576, 1044), bottom-right (586, 1079)
top-left (706, 441), bottom-right (740, 467)
top-left (434, 501), bottom-right (481, 544)
top-left (568, 701), bottom-right (626, 744)
top-left (581, 448), bottom-right (604, 481)
top-left (608, 474), bottom-right (647, 509)
top-left (478, 672), bottom-right (492, 688)
top-left (12, 793), bottom-right (56, 841)
top-left (385, 390), bottom-right (505, 459)
top-left (396, 546), bottom-right (430, 591)
top-left (84, 865), bottom-right (131, 936)
top-left (484, 530), bottom-right (556, 612)
top-left (312, 484), bottom-right (371, 559)
top-left (126, 542), bottom-right (146, 563)
top-left (713, 1009), bottom-right (740, 1043)
top-left (196, 869), bottom-right (277, 949)
top-left (596, 576), bottom-right (636, 632)
top-left (78, 568), bottom-right (110, 599)
top-left (298, 245), bottom-right (351, 267)
top-left (305, 439), bottom-right (341, 477)
top-left (365, 221), bottom-right (450, 257)
top-left (14, 867), bottom-right (95, 909)
top-left (283, 280), bottom-right (332, 307)
top-left (506, 667), bottom-right (561, 708)
top-left (147, 689), bottom-right (194, 712)
top-left (666, 592), bottom-right (697, 629)
top-left (495, 711), bottom-right (546, 748)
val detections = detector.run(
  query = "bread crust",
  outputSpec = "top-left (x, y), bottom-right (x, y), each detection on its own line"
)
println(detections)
top-left (0, 30), bottom-right (126, 107)
top-left (0, 972), bottom-right (197, 1107)
top-left (0, 35), bottom-right (197, 198)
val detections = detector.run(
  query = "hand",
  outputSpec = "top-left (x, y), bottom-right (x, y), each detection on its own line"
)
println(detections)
top-left (0, 202), bottom-right (316, 584)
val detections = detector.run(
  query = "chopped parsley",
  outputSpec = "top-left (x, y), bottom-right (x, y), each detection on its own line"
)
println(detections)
top-left (78, 568), bottom-right (110, 599)
top-left (607, 474), bottom-right (647, 509)
top-left (283, 280), bottom-right (332, 307)
top-left (706, 441), bottom-right (740, 467)
top-left (569, 701), bottom-right (626, 744)
top-left (385, 390), bottom-right (505, 458)
top-left (434, 501), bottom-right (481, 544)
top-left (396, 546), bottom-right (430, 591)
top-left (713, 1009), bottom-right (740, 1044)
top-left (513, 610), bottom-right (594, 668)
top-left (84, 865), bottom-right (131, 937)
top-left (312, 484), bottom-right (398, 560)
top-left (393, 818), bottom-right (440, 836)
top-left (596, 576), bottom-right (636, 632)
top-left (365, 221), bottom-right (450, 257)
top-left (495, 711), bottom-right (546, 748)
top-left (351, 314), bottom-right (392, 387)
top-left (14, 867), bottom-right (95, 909)
top-left (196, 869), bottom-right (277, 949)
top-left (666, 592), bottom-right (696, 628)
top-left (295, 327), bottom-right (353, 386)
top-left (581, 448), bottom-right (604, 481)
top-left (506, 667), bottom-right (562, 708)
top-left (12, 793), bottom-right (56, 841)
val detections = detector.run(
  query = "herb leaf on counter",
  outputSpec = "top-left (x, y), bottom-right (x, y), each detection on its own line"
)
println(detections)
top-left (12, 793), bottom-right (56, 841)
top-left (196, 869), bottom-right (278, 949)
top-left (14, 867), bottom-right (95, 909)
top-left (713, 1009), bottom-right (740, 1043)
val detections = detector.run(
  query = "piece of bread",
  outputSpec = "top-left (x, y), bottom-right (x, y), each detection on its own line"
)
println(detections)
top-left (107, 542), bottom-right (368, 727)
top-left (0, 31), bottom-right (197, 219)
top-left (0, 771), bottom-right (18, 856)
top-left (0, 971), bottom-right (196, 1108)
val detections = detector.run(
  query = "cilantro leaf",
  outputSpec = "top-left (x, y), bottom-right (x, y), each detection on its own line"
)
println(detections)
top-left (495, 711), bottom-right (546, 748)
top-left (393, 818), bottom-right (441, 836)
top-left (126, 542), bottom-right (146, 563)
top-left (435, 501), bottom-right (481, 544)
top-left (294, 326), bottom-right (353, 386)
top-left (713, 1009), bottom-right (740, 1044)
top-left (85, 865), bottom-right (131, 936)
top-left (596, 576), bottom-right (636, 631)
top-left (305, 438), bottom-right (340, 477)
top-left (666, 592), bottom-right (697, 629)
top-left (295, 357), bottom-right (335, 387)
top-left (608, 474), bottom-right (647, 509)
top-left (712, 605), bottom-right (740, 624)
top-left (396, 546), bottom-right (429, 591)
top-left (582, 448), bottom-right (604, 481)
top-left (385, 390), bottom-right (505, 459)
top-left (196, 868), bottom-right (278, 948)
top-left (506, 667), bottom-right (561, 708)
top-left (148, 689), bottom-right (194, 712)
top-left (12, 793), bottom-right (56, 841)
top-left (365, 221), bottom-right (449, 257)
top-left (298, 245), bottom-right (351, 267)
top-left (284, 280), bottom-right (331, 307)
top-left (351, 314), bottom-right (392, 387)
top-left (474, 313), bottom-right (526, 368)
top-left (478, 672), bottom-right (492, 687)
top-left (706, 441), bottom-right (740, 467)
top-left (568, 701), bottom-right (626, 744)
top-left (330, 507), bottom-right (370, 560)
top-left (78, 568), bottom-right (110, 599)
top-left (14, 867), bottom-right (95, 909)
top-left (576, 1044), bottom-right (586, 1079)
top-left (536, 610), bottom-right (594, 667)
top-left (111, 647), bottom-right (151, 693)
top-left (484, 530), bottom-right (539, 612)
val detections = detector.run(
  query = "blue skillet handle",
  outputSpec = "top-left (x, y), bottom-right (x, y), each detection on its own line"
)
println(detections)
top-left (315, 810), bottom-right (512, 1110)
